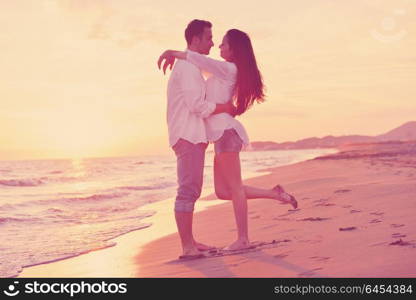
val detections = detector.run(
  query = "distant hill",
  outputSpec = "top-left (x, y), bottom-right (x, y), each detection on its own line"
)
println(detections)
top-left (248, 121), bottom-right (416, 151)
top-left (377, 121), bottom-right (416, 141)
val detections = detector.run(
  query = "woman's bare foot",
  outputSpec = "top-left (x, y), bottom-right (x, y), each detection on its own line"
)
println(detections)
top-left (272, 185), bottom-right (298, 209)
top-left (223, 239), bottom-right (251, 251)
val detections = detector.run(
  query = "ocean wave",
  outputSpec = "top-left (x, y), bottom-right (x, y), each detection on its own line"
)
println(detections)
top-left (118, 182), bottom-right (175, 191)
top-left (0, 216), bottom-right (42, 224)
top-left (45, 208), bottom-right (64, 213)
top-left (83, 211), bottom-right (155, 223)
top-left (48, 176), bottom-right (84, 183)
top-left (48, 170), bottom-right (64, 174)
top-left (119, 185), bottom-right (159, 191)
top-left (134, 161), bottom-right (154, 165)
top-left (0, 175), bottom-right (87, 187)
top-left (0, 192), bottom-right (131, 212)
top-left (0, 204), bottom-right (16, 211)
top-left (0, 178), bottom-right (46, 187)
top-left (42, 192), bottom-right (131, 205)
top-left (0, 221), bottom-right (153, 278)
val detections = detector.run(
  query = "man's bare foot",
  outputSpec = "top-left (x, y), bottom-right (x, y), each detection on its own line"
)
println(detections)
top-left (181, 246), bottom-right (203, 258)
top-left (194, 241), bottom-right (216, 251)
top-left (223, 239), bottom-right (251, 251)
top-left (272, 185), bottom-right (298, 209)
top-left (178, 247), bottom-right (206, 260)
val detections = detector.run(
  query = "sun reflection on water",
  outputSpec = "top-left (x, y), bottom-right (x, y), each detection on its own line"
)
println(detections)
top-left (70, 158), bottom-right (87, 179)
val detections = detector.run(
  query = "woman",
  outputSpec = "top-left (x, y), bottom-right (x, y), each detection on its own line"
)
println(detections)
top-left (162, 29), bottom-right (297, 251)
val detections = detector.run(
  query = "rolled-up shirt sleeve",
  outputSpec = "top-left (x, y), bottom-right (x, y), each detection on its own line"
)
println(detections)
top-left (179, 65), bottom-right (216, 118)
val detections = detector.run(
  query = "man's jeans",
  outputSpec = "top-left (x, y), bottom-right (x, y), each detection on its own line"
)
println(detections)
top-left (172, 139), bottom-right (207, 213)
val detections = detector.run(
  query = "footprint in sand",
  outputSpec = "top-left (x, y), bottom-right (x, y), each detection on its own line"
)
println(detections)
top-left (313, 198), bottom-right (330, 203)
top-left (370, 241), bottom-right (388, 247)
top-left (299, 217), bottom-right (331, 222)
top-left (273, 217), bottom-right (291, 221)
top-left (370, 212), bottom-right (384, 216)
top-left (261, 224), bottom-right (279, 230)
top-left (257, 239), bottom-right (291, 248)
top-left (298, 239), bottom-right (322, 244)
top-left (392, 233), bottom-right (406, 238)
top-left (339, 226), bottom-right (357, 231)
top-left (370, 219), bottom-right (382, 224)
top-left (334, 189), bottom-right (351, 194)
top-left (313, 198), bottom-right (335, 207)
top-left (274, 253), bottom-right (289, 259)
top-left (315, 202), bottom-right (335, 207)
top-left (276, 210), bottom-right (300, 218)
top-left (298, 268), bottom-right (324, 277)
top-left (389, 239), bottom-right (414, 247)
top-left (310, 256), bottom-right (330, 262)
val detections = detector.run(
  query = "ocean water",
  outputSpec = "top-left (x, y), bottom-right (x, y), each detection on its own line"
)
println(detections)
top-left (0, 148), bottom-right (337, 277)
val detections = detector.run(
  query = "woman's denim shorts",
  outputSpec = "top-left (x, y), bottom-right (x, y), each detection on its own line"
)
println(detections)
top-left (214, 129), bottom-right (243, 154)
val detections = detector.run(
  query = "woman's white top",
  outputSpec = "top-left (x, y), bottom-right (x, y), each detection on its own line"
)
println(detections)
top-left (186, 51), bottom-right (249, 146)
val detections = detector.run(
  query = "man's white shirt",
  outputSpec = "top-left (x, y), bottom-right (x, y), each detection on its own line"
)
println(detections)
top-left (166, 57), bottom-right (215, 147)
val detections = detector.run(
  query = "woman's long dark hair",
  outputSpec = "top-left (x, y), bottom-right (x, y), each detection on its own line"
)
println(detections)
top-left (227, 29), bottom-right (265, 116)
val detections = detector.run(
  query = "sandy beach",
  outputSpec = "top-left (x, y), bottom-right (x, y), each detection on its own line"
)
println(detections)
top-left (19, 141), bottom-right (416, 278)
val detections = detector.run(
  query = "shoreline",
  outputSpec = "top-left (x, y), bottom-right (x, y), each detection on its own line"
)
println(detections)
top-left (17, 148), bottom-right (335, 278)
top-left (18, 142), bottom-right (416, 277)
top-left (17, 195), bottom-right (225, 278)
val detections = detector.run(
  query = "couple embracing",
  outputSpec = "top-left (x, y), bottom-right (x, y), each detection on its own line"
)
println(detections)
top-left (158, 19), bottom-right (297, 260)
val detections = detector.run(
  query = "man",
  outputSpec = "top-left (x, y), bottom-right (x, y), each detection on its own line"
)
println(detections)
top-left (158, 19), bottom-right (235, 259)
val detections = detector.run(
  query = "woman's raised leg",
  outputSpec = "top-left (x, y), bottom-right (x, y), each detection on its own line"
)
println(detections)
top-left (214, 155), bottom-right (297, 209)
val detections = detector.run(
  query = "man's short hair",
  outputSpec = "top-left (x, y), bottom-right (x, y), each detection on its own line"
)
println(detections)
top-left (185, 19), bottom-right (212, 45)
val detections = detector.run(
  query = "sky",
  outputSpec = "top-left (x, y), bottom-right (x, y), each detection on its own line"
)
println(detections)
top-left (0, 0), bottom-right (415, 160)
